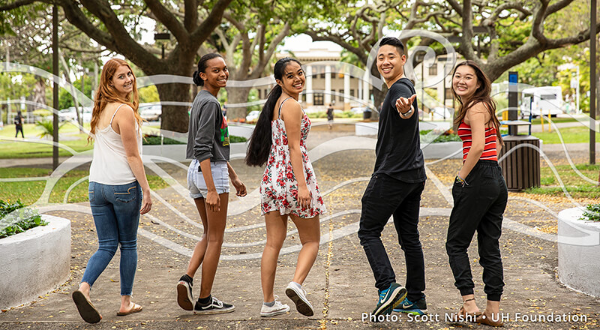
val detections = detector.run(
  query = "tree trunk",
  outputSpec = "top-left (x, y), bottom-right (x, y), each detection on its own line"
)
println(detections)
top-left (372, 87), bottom-right (386, 121)
top-left (226, 86), bottom-right (251, 122)
top-left (370, 62), bottom-right (384, 121)
top-left (158, 83), bottom-right (191, 133)
top-left (33, 78), bottom-right (46, 108)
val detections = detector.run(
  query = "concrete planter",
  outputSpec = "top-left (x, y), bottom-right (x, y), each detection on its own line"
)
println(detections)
top-left (0, 215), bottom-right (71, 310)
top-left (558, 207), bottom-right (600, 297)
top-left (143, 142), bottom-right (247, 163)
top-left (421, 141), bottom-right (462, 160)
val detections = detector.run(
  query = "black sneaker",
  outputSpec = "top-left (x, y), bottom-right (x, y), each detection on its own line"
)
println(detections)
top-left (177, 274), bottom-right (194, 311)
top-left (194, 296), bottom-right (235, 315)
top-left (372, 283), bottom-right (407, 318)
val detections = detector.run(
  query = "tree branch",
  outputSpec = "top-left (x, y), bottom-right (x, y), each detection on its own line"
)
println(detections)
top-left (74, 0), bottom-right (161, 70)
top-left (445, 0), bottom-right (463, 17)
top-left (303, 29), bottom-right (367, 64)
top-left (546, 0), bottom-right (575, 17)
top-left (252, 22), bottom-right (290, 79)
top-left (0, 0), bottom-right (36, 11)
top-left (183, 0), bottom-right (198, 32)
top-left (57, 0), bottom-right (117, 52)
top-left (189, 0), bottom-right (233, 50)
top-left (144, 0), bottom-right (188, 42)
top-left (531, 0), bottom-right (550, 45)
top-left (460, 0), bottom-right (479, 62)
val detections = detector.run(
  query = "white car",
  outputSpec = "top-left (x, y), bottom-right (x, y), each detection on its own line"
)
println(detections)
top-left (140, 104), bottom-right (162, 121)
top-left (246, 110), bottom-right (260, 123)
top-left (59, 107), bottom-right (92, 123)
top-left (58, 107), bottom-right (77, 122)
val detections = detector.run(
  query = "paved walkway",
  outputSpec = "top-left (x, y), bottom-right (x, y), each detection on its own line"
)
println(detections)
top-left (1, 123), bottom-right (599, 329)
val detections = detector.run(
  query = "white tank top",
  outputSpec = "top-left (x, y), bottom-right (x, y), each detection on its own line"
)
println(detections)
top-left (89, 104), bottom-right (142, 185)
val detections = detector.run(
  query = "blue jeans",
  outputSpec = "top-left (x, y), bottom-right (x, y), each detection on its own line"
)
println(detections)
top-left (81, 181), bottom-right (142, 296)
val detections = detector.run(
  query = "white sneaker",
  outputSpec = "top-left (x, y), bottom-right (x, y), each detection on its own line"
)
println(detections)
top-left (285, 282), bottom-right (314, 317)
top-left (260, 296), bottom-right (290, 317)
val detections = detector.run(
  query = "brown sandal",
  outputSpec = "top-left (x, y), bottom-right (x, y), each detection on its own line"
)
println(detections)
top-left (450, 298), bottom-right (481, 323)
top-left (476, 309), bottom-right (504, 327)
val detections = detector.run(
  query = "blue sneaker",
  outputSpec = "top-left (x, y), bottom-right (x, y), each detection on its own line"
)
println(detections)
top-left (372, 283), bottom-right (407, 317)
top-left (393, 297), bottom-right (427, 315)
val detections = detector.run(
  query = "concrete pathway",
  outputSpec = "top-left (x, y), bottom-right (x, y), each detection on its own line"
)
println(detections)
top-left (0, 123), bottom-right (599, 329)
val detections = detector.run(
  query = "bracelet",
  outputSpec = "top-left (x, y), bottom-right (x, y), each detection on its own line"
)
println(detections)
top-left (455, 172), bottom-right (468, 186)
top-left (399, 107), bottom-right (413, 118)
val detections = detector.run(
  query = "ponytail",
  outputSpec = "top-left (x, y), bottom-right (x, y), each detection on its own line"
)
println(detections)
top-left (193, 71), bottom-right (204, 86)
top-left (245, 85), bottom-right (283, 166)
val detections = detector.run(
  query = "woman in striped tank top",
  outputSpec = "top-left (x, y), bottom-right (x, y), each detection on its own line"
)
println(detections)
top-left (445, 61), bottom-right (508, 327)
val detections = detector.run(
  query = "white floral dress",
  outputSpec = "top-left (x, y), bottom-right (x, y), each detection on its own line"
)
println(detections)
top-left (260, 98), bottom-right (326, 218)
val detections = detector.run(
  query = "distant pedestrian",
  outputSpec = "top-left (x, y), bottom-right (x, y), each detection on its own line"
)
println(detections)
top-left (246, 57), bottom-right (326, 317)
top-left (73, 58), bottom-right (152, 323)
top-left (14, 110), bottom-right (24, 138)
top-left (176, 53), bottom-right (247, 315)
top-left (326, 103), bottom-right (334, 129)
top-left (446, 60), bottom-right (507, 327)
top-left (358, 37), bottom-right (427, 319)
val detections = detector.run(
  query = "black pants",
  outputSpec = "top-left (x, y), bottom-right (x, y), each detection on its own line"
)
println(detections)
top-left (358, 173), bottom-right (426, 301)
top-left (15, 125), bottom-right (24, 138)
top-left (446, 160), bottom-right (508, 301)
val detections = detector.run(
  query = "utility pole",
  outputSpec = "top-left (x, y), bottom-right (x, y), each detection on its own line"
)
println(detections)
top-left (53, 4), bottom-right (59, 170)
top-left (591, 0), bottom-right (597, 165)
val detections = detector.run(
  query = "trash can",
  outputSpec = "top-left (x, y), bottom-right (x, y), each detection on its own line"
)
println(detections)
top-left (363, 109), bottom-right (372, 120)
top-left (498, 135), bottom-right (541, 191)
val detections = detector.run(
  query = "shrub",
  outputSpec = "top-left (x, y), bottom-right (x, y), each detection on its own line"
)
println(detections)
top-left (229, 135), bottom-right (247, 143)
top-left (420, 128), bottom-right (461, 143)
top-left (580, 203), bottom-right (600, 222)
top-left (35, 120), bottom-right (67, 139)
top-left (0, 200), bottom-right (48, 239)
top-left (142, 134), bottom-right (186, 145)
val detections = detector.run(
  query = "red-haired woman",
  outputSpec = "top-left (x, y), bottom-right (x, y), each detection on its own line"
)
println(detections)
top-left (446, 60), bottom-right (507, 327)
top-left (72, 58), bottom-right (152, 323)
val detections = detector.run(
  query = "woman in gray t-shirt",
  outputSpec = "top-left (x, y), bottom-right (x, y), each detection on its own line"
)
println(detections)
top-left (176, 53), bottom-right (247, 314)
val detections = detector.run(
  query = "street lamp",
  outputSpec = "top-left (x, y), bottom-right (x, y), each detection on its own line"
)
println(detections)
top-left (154, 33), bottom-right (171, 59)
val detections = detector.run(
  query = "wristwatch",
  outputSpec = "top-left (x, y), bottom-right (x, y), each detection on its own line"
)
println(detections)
top-left (400, 107), bottom-right (413, 118)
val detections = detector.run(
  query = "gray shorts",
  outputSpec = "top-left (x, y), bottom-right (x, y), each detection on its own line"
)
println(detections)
top-left (187, 160), bottom-right (230, 199)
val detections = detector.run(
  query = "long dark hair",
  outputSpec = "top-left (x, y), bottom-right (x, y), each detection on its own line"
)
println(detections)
top-left (246, 57), bottom-right (302, 167)
top-left (193, 53), bottom-right (223, 87)
top-left (452, 60), bottom-right (503, 146)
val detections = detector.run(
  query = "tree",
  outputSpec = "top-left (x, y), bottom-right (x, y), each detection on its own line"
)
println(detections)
top-left (201, 0), bottom-right (323, 120)
top-left (300, 0), bottom-right (600, 108)
top-left (1, 0), bottom-right (233, 133)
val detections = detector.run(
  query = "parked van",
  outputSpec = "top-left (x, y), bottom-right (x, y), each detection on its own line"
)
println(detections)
top-left (520, 86), bottom-right (563, 118)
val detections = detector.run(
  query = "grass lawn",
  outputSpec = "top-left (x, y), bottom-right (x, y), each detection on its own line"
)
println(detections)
top-left (529, 117), bottom-right (580, 125)
top-left (531, 126), bottom-right (600, 144)
top-left (0, 122), bottom-right (166, 159)
top-left (524, 164), bottom-right (600, 199)
top-left (0, 167), bottom-right (169, 205)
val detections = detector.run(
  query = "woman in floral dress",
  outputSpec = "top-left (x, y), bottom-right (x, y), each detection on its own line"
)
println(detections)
top-left (246, 57), bottom-right (326, 318)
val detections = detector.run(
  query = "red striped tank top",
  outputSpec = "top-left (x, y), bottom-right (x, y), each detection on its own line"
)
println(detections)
top-left (457, 122), bottom-right (498, 162)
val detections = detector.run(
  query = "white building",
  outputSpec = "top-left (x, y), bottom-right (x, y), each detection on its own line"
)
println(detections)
top-left (267, 48), bottom-right (375, 111)
top-left (261, 47), bottom-right (460, 113)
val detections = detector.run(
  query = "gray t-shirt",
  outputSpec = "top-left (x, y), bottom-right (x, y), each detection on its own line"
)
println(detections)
top-left (186, 90), bottom-right (230, 162)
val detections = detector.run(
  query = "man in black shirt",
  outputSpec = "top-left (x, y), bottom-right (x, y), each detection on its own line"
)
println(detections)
top-left (358, 37), bottom-right (427, 318)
